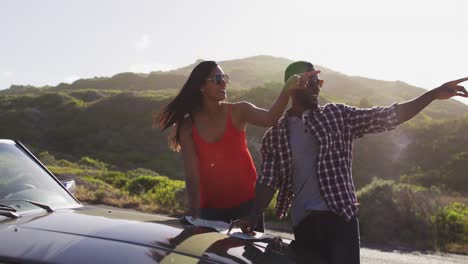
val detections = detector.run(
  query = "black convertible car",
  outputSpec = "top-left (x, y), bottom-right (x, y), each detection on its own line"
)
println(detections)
top-left (0, 140), bottom-right (295, 263)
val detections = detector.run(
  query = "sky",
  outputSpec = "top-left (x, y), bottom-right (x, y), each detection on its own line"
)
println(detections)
top-left (1, 0), bottom-right (467, 104)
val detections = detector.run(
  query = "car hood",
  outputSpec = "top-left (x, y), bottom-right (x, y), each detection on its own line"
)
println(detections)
top-left (0, 206), bottom-right (292, 263)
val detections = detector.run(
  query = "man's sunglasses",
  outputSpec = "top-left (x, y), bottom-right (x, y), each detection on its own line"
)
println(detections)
top-left (207, 74), bottom-right (230, 85)
top-left (309, 74), bottom-right (324, 88)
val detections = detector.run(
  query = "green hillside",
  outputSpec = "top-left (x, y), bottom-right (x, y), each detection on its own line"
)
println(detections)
top-left (1, 86), bottom-right (467, 190)
top-left (1, 55), bottom-right (467, 183)
top-left (2, 55), bottom-right (467, 122)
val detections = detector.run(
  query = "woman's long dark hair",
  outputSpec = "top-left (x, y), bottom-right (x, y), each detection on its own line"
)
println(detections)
top-left (154, 61), bottom-right (218, 151)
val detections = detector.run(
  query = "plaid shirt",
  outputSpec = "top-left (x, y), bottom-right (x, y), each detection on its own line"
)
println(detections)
top-left (258, 103), bottom-right (399, 221)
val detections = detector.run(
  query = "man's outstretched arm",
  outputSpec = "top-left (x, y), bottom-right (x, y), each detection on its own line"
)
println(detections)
top-left (396, 77), bottom-right (468, 125)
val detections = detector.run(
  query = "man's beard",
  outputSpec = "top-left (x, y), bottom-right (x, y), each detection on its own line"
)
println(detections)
top-left (297, 95), bottom-right (319, 110)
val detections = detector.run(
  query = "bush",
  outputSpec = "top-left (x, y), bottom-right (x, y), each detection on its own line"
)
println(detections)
top-left (124, 175), bottom-right (185, 214)
top-left (78, 177), bottom-right (124, 205)
top-left (126, 175), bottom-right (171, 195)
top-left (143, 179), bottom-right (185, 210)
top-left (359, 181), bottom-right (467, 253)
top-left (94, 188), bottom-right (108, 204)
top-left (81, 176), bottom-right (112, 191)
top-left (358, 179), bottom-right (439, 249)
top-left (37, 151), bottom-right (57, 166)
top-left (433, 202), bottom-right (468, 251)
top-left (57, 159), bottom-right (76, 168)
top-left (126, 168), bottom-right (160, 179)
top-left (78, 156), bottom-right (107, 170)
top-left (100, 171), bottom-right (129, 188)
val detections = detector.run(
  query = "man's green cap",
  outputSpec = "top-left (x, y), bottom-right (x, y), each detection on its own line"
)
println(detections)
top-left (284, 61), bottom-right (315, 82)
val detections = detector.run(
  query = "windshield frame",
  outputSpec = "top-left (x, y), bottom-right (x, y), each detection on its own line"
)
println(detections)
top-left (0, 139), bottom-right (82, 210)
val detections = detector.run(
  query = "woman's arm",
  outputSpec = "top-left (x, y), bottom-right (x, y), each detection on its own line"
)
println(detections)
top-left (234, 71), bottom-right (319, 127)
top-left (179, 118), bottom-right (200, 217)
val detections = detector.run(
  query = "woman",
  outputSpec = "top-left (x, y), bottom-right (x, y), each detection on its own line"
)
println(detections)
top-left (155, 61), bottom-right (315, 230)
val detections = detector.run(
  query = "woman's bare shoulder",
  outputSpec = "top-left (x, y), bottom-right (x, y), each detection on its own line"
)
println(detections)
top-left (228, 101), bottom-right (255, 113)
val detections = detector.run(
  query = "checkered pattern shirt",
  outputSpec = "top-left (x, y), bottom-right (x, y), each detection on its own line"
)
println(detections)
top-left (258, 103), bottom-right (399, 221)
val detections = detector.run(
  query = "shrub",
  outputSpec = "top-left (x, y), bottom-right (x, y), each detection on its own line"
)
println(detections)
top-left (433, 202), bottom-right (468, 251)
top-left (37, 151), bottom-right (57, 166)
top-left (143, 179), bottom-right (185, 211)
top-left (124, 175), bottom-right (186, 214)
top-left (94, 188), bottom-right (108, 204)
top-left (126, 175), bottom-right (170, 195)
top-left (358, 179), bottom-right (438, 249)
top-left (78, 156), bottom-right (107, 170)
top-left (57, 159), bottom-right (76, 168)
top-left (77, 177), bottom-right (122, 204)
top-left (81, 176), bottom-right (110, 189)
top-left (100, 171), bottom-right (129, 189)
top-left (126, 168), bottom-right (160, 179)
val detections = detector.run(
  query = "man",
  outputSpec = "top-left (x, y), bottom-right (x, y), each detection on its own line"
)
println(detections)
top-left (241, 61), bottom-right (467, 264)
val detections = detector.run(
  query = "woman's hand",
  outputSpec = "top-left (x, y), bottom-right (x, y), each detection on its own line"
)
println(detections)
top-left (284, 70), bottom-right (321, 96)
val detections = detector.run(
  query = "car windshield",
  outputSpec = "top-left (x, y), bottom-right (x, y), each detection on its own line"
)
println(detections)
top-left (0, 141), bottom-right (80, 213)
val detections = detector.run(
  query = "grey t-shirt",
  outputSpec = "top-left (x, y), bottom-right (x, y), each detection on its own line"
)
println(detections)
top-left (288, 115), bottom-right (329, 227)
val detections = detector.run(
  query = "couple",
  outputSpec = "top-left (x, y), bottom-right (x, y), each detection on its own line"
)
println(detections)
top-left (155, 60), bottom-right (467, 263)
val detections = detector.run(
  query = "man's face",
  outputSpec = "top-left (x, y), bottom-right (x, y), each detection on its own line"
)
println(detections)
top-left (294, 67), bottom-right (322, 109)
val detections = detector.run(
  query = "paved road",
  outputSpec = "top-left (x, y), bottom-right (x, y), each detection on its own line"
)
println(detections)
top-left (360, 248), bottom-right (467, 264)
top-left (86, 204), bottom-right (468, 264)
top-left (267, 229), bottom-right (468, 264)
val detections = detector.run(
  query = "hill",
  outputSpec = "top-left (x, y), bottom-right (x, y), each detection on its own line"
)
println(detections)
top-left (2, 55), bottom-right (467, 121)
top-left (0, 55), bottom-right (467, 187)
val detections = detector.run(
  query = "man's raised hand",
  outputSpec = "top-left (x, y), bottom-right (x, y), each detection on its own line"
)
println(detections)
top-left (432, 77), bottom-right (468, 100)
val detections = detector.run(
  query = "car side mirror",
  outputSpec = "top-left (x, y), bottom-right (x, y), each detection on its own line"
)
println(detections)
top-left (61, 179), bottom-right (76, 195)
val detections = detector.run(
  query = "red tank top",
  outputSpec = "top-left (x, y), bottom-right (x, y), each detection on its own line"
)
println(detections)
top-left (192, 105), bottom-right (257, 209)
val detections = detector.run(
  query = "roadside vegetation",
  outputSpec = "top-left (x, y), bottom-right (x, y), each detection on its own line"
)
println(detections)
top-left (40, 151), bottom-right (467, 254)
top-left (40, 152), bottom-right (187, 215)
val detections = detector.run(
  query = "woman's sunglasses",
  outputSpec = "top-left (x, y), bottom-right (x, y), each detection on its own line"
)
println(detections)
top-left (207, 74), bottom-right (230, 85)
